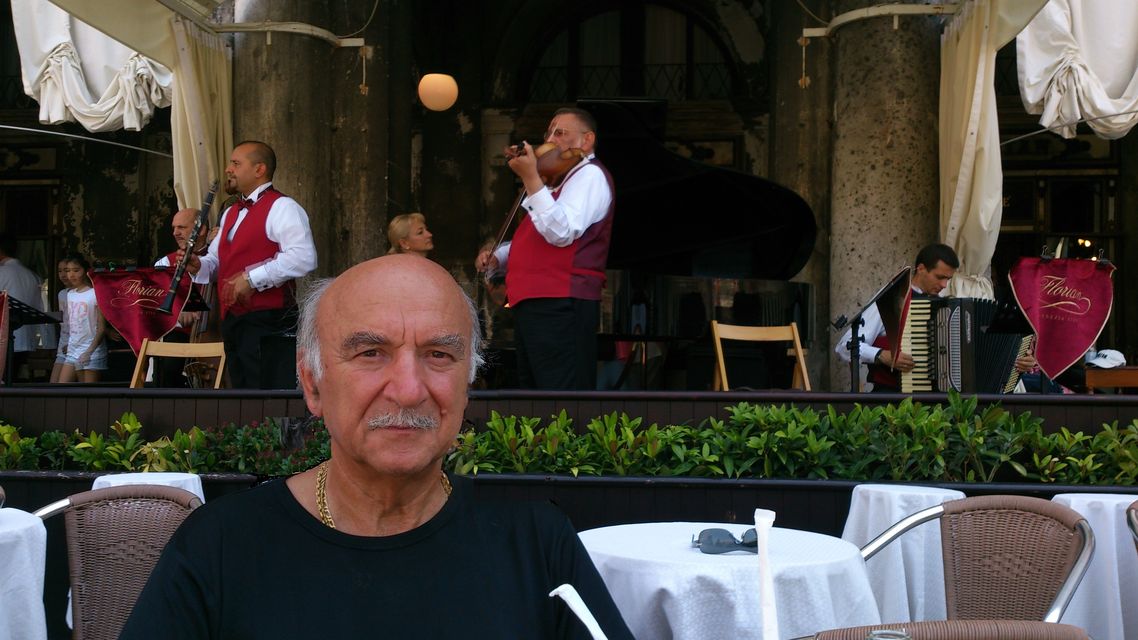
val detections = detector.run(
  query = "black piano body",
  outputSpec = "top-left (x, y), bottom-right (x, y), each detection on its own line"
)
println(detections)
top-left (585, 99), bottom-right (818, 390)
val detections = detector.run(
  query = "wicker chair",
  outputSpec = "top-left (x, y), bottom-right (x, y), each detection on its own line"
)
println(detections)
top-left (34, 485), bottom-right (202, 640)
top-left (858, 495), bottom-right (1094, 623)
top-left (813, 619), bottom-right (1089, 639)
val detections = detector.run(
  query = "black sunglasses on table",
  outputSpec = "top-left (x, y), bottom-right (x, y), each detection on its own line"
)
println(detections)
top-left (691, 527), bottom-right (758, 554)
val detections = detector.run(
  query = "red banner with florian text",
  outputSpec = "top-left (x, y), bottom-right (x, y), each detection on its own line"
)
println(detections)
top-left (1009, 257), bottom-right (1115, 380)
top-left (90, 267), bottom-right (191, 356)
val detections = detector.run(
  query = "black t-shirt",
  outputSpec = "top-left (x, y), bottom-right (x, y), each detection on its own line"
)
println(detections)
top-left (120, 475), bottom-right (633, 639)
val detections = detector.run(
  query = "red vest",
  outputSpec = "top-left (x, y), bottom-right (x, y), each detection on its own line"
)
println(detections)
top-left (866, 334), bottom-right (899, 390)
top-left (505, 159), bottom-right (614, 305)
top-left (218, 188), bottom-right (293, 318)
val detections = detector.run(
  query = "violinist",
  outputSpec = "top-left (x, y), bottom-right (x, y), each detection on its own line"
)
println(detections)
top-left (474, 107), bottom-right (615, 390)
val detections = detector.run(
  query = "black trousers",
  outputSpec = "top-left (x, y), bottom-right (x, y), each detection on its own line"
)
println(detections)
top-left (221, 307), bottom-right (296, 389)
top-left (512, 297), bottom-right (598, 390)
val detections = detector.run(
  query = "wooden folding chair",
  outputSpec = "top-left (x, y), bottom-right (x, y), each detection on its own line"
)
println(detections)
top-left (129, 338), bottom-right (227, 389)
top-left (711, 320), bottom-right (810, 391)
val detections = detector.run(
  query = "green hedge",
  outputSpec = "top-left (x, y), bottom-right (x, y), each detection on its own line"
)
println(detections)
top-left (2, 392), bottom-right (1136, 484)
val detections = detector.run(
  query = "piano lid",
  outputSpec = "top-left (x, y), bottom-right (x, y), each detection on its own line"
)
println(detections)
top-left (579, 99), bottom-right (817, 280)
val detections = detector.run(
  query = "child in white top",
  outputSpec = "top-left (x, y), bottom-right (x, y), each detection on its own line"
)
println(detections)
top-left (56, 255), bottom-right (107, 383)
top-left (49, 258), bottom-right (74, 383)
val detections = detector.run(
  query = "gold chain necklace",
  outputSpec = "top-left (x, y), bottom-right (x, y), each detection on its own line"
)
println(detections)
top-left (314, 460), bottom-right (452, 530)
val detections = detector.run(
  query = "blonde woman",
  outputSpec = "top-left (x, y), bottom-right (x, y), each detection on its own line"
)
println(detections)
top-left (386, 213), bottom-right (434, 256)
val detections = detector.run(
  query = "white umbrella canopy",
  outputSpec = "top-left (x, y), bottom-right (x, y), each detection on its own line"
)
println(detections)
top-left (11, 0), bottom-right (231, 210)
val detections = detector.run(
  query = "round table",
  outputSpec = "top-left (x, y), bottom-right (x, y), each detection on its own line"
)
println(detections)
top-left (1052, 493), bottom-right (1138, 640)
top-left (0, 508), bottom-right (48, 640)
top-left (841, 483), bottom-right (965, 623)
top-left (92, 472), bottom-right (205, 502)
top-left (579, 522), bottom-right (880, 640)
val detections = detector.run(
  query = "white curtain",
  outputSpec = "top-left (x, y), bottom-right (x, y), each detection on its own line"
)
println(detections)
top-left (11, 0), bottom-right (173, 132)
top-left (939, 0), bottom-right (1048, 299)
top-left (169, 17), bottom-right (233, 210)
top-left (1018, 0), bottom-right (1138, 139)
top-left (11, 0), bottom-right (233, 211)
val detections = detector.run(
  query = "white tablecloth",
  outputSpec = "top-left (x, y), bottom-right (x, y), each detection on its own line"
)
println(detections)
top-left (579, 522), bottom-right (880, 639)
top-left (841, 483), bottom-right (965, 623)
top-left (1052, 493), bottom-right (1138, 640)
top-left (0, 508), bottom-right (48, 640)
top-left (92, 472), bottom-right (205, 502)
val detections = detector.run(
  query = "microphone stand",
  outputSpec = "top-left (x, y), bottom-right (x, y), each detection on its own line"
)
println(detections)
top-left (845, 315), bottom-right (865, 393)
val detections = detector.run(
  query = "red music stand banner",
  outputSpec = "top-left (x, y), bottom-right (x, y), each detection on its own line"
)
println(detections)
top-left (1009, 257), bottom-right (1115, 379)
top-left (90, 268), bottom-right (191, 356)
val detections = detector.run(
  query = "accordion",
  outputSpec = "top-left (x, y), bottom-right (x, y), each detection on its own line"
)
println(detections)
top-left (901, 297), bottom-right (1032, 394)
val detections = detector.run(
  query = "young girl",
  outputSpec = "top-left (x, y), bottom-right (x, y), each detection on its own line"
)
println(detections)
top-left (49, 257), bottom-right (74, 383)
top-left (56, 255), bottom-right (107, 383)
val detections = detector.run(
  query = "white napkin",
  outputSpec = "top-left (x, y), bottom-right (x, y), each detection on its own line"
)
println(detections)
top-left (754, 509), bottom-right (779, 639)
top-left (549, 583), bottom-right (609, 640)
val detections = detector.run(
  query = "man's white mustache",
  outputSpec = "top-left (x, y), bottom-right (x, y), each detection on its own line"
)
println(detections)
top-left (367, 409), bottom-right (438, 430)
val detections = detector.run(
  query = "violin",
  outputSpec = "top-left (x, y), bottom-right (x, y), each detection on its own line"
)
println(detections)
top-left (504, 141), bottom-right (585, 188)
top-left (486, 142), bottom-right (586, 259)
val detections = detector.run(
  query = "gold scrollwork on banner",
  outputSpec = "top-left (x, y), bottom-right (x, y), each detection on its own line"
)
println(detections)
top-left (111, 279), bottom-right (166, 309)
top-left (1039, 275), bottom-right (1091, 316)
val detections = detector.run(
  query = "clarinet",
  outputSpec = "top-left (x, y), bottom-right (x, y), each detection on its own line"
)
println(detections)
top-left (158, 181), bottom-right (219, 314)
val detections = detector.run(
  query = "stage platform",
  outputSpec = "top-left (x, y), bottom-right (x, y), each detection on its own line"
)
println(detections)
top-left (0, 386), bottom-right (1135, 437)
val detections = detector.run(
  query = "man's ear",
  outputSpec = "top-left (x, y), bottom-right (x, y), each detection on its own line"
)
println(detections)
top-left (297, 355), bottom-right (323, 417)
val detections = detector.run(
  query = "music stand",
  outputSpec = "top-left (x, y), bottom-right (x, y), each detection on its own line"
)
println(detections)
top-left (842, 266), bottom-right (912, 393)
top-left (4, 294), bottom-right (60, 385)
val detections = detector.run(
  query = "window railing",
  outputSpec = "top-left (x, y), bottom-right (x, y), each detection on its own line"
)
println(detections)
top-left (529, 63), bottom-right (732, 102)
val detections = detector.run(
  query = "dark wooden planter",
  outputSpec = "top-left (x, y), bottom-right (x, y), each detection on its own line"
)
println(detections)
top-left (467, 473), bottom-right (1138, 536)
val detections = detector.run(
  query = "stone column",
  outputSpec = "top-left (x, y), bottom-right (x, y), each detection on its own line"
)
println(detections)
top-left (829, 0), bottom-right (941, 391)
top-left (233, 0), bottom-right (332, 271)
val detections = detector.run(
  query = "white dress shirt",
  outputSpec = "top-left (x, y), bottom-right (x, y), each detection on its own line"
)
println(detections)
top-left (492, 154), bottom-right (612, 269)
top-left (192, 182), bottom-right (317, 290)
top-left (0, 257), bottom-right (48, 352)
top-left (835, 286), bottom-right (925, 364)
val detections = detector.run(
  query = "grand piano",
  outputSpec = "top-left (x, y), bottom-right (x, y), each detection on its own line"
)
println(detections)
top-left (483, 99), bottom-right (818, 390)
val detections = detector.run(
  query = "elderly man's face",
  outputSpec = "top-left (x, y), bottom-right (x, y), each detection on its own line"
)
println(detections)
top-left (171, 209), bottom-right (196, 250)
top-left (300, 255), bottom-right (471, 478)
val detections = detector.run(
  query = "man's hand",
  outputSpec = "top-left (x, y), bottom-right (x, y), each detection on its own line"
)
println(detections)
top-left (505, 141), bottom-right (544, 195)
top-left (221, 272), bottom-right (253, 308)
top-left (879, 349), bottom-right (915, 372)
top-left (178, 311), bottom-right (198, 328)
top-left (1014, 354), bottom-right (1038, 373)
top-left (475, 250), bottom-right (499, 274)
top-left (176, 250), bottom-right (202, 276)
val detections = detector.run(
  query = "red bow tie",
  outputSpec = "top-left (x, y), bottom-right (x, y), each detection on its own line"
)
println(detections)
top-left (238, 196), bottom-right (255, 209)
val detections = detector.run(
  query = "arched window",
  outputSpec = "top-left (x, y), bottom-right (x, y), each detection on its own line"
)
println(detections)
top-left (526, 4), bottom-right (735, 102)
